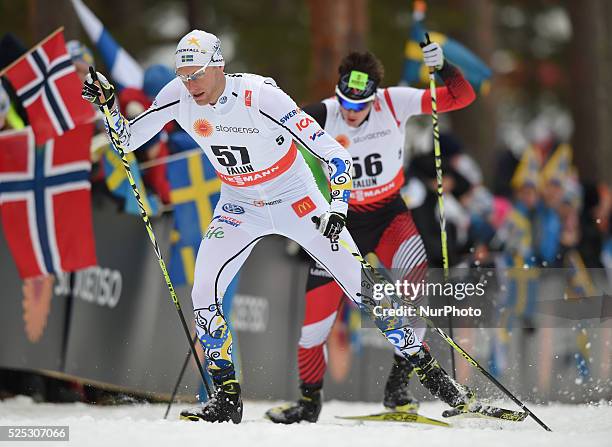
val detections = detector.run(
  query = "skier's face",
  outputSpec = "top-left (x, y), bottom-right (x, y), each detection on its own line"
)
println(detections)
top-left (177, 65), bottom-right (224, 106)
top-left (339, 102), bottom-right (372, 128)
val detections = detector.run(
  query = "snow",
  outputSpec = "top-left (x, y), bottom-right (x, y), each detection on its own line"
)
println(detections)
top-left (0, 396), bottom-right (610, 447)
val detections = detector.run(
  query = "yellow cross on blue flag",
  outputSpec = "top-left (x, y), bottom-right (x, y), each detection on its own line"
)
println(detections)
top-left (167, 149), bottom-right (221, 286)
top-left (102, 148), bottom-right (159, 216)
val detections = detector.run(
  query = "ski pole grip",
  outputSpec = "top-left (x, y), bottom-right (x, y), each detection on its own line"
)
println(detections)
top-left (88, 66), bottom-right (107, 104)
top-left (419, 32), bottom-right (432, 48)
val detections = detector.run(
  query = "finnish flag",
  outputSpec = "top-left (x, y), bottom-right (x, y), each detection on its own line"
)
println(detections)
top-left (70, 0), bottom-right (144, 90)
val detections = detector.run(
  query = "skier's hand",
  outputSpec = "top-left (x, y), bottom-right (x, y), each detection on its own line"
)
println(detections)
top-left (312, 211), bottom-right (345, 239)
top-left (419, 34), bottom-right (444, 71)
top-left (82, 68), bottom-right (115, 109)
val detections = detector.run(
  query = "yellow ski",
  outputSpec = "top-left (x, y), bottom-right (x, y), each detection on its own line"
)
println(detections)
top-left (336, 411), bottom-right (451, 427)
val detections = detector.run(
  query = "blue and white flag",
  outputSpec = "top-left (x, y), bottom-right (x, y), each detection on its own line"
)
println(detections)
top-left (70, 0), bottom-right (144, 90)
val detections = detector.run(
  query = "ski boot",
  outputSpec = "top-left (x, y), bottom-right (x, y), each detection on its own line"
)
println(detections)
top-left (265, 382), bottom-right (322, 424)
top-left (383, 354), bottom-right (419, 413)
top-left (180, 379), bottom-right (243, 423)
top-left (407, 344), bottom-right (477, 411)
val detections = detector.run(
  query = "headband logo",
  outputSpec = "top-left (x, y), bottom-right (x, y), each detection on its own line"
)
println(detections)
top-left (348, 70), bottom-right (369, 91)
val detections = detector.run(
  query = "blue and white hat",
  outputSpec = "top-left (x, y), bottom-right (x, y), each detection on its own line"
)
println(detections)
top-left (175, 30), bottom-right (224, 69)
top-left (66, 40), bottom-right (94, 65)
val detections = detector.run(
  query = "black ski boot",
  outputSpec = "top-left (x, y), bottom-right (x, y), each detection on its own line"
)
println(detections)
top-left (383, 354), bottom-right (419, 412)
top-left (408, 345), bottom-right (476, 411)
top-left (180, 379), bottom-right (243, 423)
top-left (265, 382), bottom-right (322, 424)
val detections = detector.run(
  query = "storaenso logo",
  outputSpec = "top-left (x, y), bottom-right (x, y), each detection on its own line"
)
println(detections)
top-left (55, 267), bottom-right (123, 308)
top-left (215, 125), bottom-right (260, 134)
top-left (353, 129), bottom-right (392, 144)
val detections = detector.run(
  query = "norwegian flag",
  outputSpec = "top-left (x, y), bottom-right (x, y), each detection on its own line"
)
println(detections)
top-left (4, 28), bottom-right (95, 145)
top-left (0, 125), bottom-right (97, 279)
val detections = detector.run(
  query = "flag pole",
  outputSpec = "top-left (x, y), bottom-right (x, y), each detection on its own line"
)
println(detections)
top-left (0, 26), bottom-right (65, 77)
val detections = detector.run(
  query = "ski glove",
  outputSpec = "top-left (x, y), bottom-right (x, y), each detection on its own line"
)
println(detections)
top-left (82, 70), bottom-right (116, 109)
top-left (312, 211), bottom-right (346, 239)
top-left (420, 41), bottom-right (444, 71)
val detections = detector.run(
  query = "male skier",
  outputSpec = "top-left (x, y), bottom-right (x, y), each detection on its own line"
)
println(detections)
top-left (267, 50), bottom-right (475, 423)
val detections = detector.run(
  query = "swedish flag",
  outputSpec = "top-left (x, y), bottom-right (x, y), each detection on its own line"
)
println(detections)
top-left (168, 228), bottom-right (195, 286)
top-left (102, 148), bottom-right (159, 216)
top-left (167, 151), bottom-right (221, 286)
top-left (564, 250), bottom-right (595, 379)
top-left (401, 10), bottom-right (492, 94)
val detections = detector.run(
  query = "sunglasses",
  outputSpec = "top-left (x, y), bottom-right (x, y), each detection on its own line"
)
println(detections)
top-left (336, 95), bottom-right (372, 112)
top-left (175, 59), bottom-right (212, 82)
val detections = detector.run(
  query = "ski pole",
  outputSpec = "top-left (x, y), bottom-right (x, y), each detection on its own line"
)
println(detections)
top-left (164, 335), bottom-right (197, 419)
top-left (421, 32), bottom-right (456, 378)
top-left (88, 67), bottom-right (211, 399)
top-left (334, 234), bottom-right (552, 432)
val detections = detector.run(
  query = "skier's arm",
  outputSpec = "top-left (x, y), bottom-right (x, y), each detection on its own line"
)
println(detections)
top-left (259, 84), bottom-right (352, 215)
top-left (83, 72), bottom-right (179, 152)
top-left (386, 36), bottom-right (476, 123)
top-left (419, 39), bottom-right (475, 114)
top-left (300, 102), bottom-right (330, 200)
top-left (384, 62), bottom-right (476, 126)
top-left (298, 143), bottom-right (331, 201)
top-left (420, 62), bottom-right (476, 114)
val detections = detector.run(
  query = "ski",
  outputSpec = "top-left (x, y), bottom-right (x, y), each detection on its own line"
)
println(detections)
top-left (336, 411), bottom-right (451, 427)
top-left (442, 404), bottom-right (528, 422)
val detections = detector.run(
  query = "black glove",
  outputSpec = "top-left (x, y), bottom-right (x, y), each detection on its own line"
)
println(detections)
top-left (312, 212), bottom-right (346, 238)
top-left (82, 68), bottom-right (115, 109)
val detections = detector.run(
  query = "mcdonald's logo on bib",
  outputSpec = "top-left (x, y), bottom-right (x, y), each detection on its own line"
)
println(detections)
top-left (291, 196), bottom-right (315, 218)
